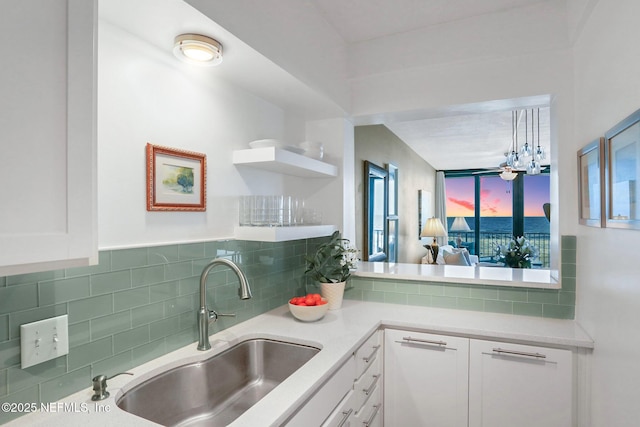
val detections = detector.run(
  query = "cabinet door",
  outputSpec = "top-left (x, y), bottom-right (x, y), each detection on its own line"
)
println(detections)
top-left (469, 339), bottom-right (573, 427)
top-left (0, 0), bottom-right (97, 276)
top-left (384, 329), bottom-right (469, 427)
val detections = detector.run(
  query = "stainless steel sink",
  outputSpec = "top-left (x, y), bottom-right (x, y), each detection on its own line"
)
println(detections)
top-left (116, 339), bottom-right (320, 427)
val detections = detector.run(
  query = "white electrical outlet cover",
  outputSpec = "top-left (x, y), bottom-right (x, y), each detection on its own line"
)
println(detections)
top-left (20, 314), bottom-right (69, 368)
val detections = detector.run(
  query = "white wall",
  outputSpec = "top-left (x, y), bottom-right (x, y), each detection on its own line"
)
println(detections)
top-left (347, 4), bottom-right (575, 274)
top-left (355, 125), bottom-right (437, 264)
top-left (348, 1), bottom-right (570, 80)
top-left (97, 21), bottom-right (345, 248)
top-left (184, 0), bottom-right (350, 113)
top-left (571, 0), bottom-right (640, 425)
top-left (305, 118), bottom-right (356, 241)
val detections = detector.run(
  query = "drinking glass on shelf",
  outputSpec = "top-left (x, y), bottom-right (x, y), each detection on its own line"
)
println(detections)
top-left (281, 195), bottom-right (292, 226)
top-left (292, 197), bottom-right (305, 225)
top-left (252, 195), bottom-right (267, 226)
top-left (239, 196), bottom-right (254, 226)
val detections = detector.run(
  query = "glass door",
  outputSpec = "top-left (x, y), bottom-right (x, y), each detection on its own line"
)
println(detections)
top-left (479, 176), bottom-right (513, 262)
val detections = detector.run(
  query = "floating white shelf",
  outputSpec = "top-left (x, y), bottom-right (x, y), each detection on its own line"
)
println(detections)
top-left (234, 225), bottom-right (336, 242)
top-left (232, 147), bottom-right (338, 178)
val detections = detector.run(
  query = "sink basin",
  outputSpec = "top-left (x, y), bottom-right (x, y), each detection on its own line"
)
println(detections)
top-left (117, 338), bottom-right (320, 426)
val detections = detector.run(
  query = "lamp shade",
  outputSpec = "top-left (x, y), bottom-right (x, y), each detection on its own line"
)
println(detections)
top-left (420, 217), bottom-right (447, 238)
top-left (500, 169), bottom-right (517, 181)
top-left (450, 217), bottom-right (471, 232)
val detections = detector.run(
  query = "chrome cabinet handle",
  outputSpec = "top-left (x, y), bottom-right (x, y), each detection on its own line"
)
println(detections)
top-left (363, 404), bottom-right (381, 426)
top-left (492, 347), bottom-right (547, 359)
top-left (402, 336), bottom-right (447, 347)
top-left (337, 408), bottom-right (353, 427)
top-left (362, 345), bottom-right (380, 363)
top-left (363, 374), bottom-right (380, 396)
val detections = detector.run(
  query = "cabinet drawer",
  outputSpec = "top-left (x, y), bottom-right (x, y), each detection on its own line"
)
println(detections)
top-left (286, 356), bottom-right (356, 426)
top-left (353, 383), bottom-right (383, 427)
top-left (354, 330), bottom-right (382, 380)
top-left (353, 352), bottom-right (382, 413)
top-left (322, 390), bottom-right (356, 427)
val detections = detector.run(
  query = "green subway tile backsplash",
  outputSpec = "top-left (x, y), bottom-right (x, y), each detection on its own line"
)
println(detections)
top-left (40, 366), bottom-right (91, 404)
top-left (68, 294), bottom-right (113, 324)
top-left (0, 235), bottom-right (577, 425)
top-left (0, 316), bottom-right (8, 342)
top-left (0, 284), bottom-right (39, 315)
top-left (346, 235), bottom-right (577, 321)
top-left (561, 235), bottom-right (577, 250)
top-left (111, 247), bottom-right (149, 271)
top-left (0, 369), bottom-right (6, 397)
top-left (39, 276), bottom-right (90, 306)
top-left (90, 270), bottom-right (132, 295)
top-left (90, 311), bottom-right (132, 340)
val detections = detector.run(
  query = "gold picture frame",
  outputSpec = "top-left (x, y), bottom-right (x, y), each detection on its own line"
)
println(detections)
top-left (146, 143), bottom-right (206, 211)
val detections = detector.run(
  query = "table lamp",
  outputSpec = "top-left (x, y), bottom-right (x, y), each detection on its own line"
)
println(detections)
top-left (420, 217), bottom-right (447, 264)
top-left (450, 217), bottom-right (471, 248)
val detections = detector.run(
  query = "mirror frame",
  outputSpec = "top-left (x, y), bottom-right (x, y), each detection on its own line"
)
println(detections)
top-left (364, 161), bottom-right (388, 261)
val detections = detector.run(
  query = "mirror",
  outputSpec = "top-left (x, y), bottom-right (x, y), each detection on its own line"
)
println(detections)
top-left (364, 161), bottom-right (388, 261)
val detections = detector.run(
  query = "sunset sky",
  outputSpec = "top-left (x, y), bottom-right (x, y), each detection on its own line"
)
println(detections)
top-left (446, 175), bottom-right (550, 217)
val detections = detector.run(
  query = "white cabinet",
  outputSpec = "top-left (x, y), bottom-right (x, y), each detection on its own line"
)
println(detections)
top-left (384, 329), bottom-right (469, 427)
top-left (385, 329), bottom-right (575, 427)
top-left (468, 339), bottom-right (573, 427)
top-left (353, 380), bottom-right (383, 427)
top-left (287, 330), bottom-right (383, 427)
top-left (286, 355), bottom-right (356, 427)
top-left (0, 0), bottom-right (97, 276)
top-left (353, 330), bottom-right (383, 419)
top-left (322, 390), bottom-right (356, 427)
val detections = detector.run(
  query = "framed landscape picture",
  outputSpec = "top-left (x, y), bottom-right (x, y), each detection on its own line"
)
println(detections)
top-left (577, 138), bottom-right (604, 227)
top-left (146, 143), bottom-right (207, 211)
top-left (604, 109), bottom-right (640, 229)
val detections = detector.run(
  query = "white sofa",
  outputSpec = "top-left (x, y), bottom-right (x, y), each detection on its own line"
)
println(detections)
top-left (422, 244), bottom-right (479, 265)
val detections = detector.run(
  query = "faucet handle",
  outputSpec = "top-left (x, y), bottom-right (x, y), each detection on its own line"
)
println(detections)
top-left (91, 372), bottom-right (133, 401)
top-left (207, 310), bottom-right (236, 323)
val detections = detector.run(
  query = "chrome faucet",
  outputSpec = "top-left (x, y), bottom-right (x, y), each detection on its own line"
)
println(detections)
top-left (198, 257), bottom-right (252, 351)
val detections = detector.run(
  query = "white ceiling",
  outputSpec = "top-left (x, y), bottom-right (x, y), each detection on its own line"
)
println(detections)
top-left (383, 104), bottom-right (551, 170)
top-left (310, 0), bottom-right (545, 43)
top-left (307, 0), bottom-right (556, 170)
top-left (100, 0), bottom-right (555, 171)
top-left (99, 0), bottom-right (346, 119)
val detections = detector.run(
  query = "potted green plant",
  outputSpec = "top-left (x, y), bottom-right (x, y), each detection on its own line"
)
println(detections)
top-left (496, 236), bottom-right (537, 268)
top-left (305, 231), bottom-right (358, 309)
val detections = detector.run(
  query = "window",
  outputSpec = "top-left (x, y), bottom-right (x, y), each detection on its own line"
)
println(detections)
top-left (523, 174), bottom-right (550, 266)
top-left (479, 175), bottom-right (513, 259)
top-left (445, 172), bottom-right (550, 267)
top-left (445, 176), bottom-right (475, 254)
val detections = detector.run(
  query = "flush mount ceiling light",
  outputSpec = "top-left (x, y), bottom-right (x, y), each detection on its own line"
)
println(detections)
top-left (173, 34), bottom-right (223, 66)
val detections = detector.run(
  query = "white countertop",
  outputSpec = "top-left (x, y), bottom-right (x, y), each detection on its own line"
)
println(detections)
top-left (355, 261), bottom-right (561, 289)
top-left (7, 301), bottom-right (592, 427)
